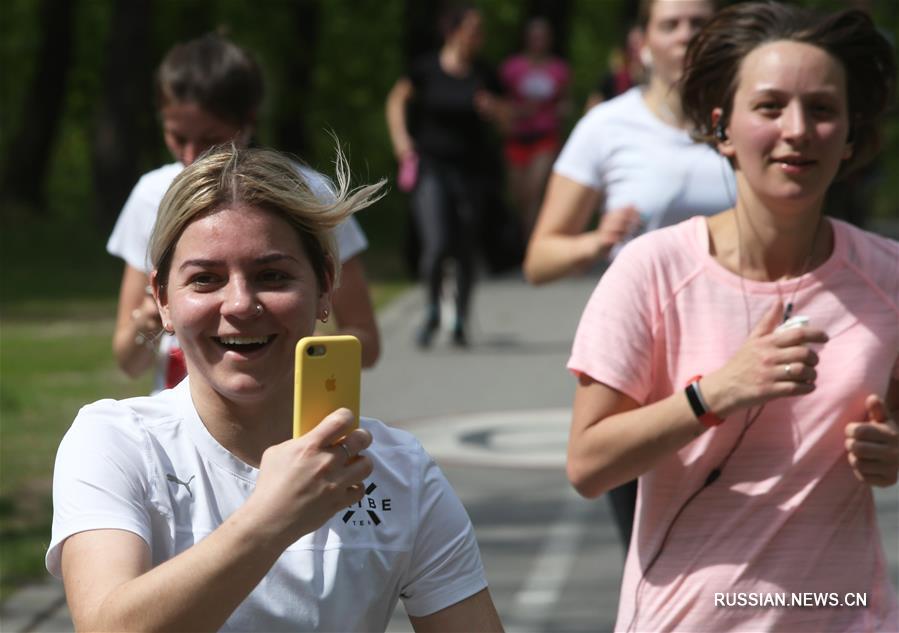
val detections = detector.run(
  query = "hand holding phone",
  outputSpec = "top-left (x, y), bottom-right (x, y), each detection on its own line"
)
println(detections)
top-left (775, 315), bottom-right (810, 332)
top-left (253, 407), bottom-right (372, 547)
top-left (293, 335), bottom-right (361, 438)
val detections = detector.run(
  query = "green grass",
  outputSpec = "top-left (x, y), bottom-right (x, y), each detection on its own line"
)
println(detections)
top-left (0, 308), bottom-right (153, 597)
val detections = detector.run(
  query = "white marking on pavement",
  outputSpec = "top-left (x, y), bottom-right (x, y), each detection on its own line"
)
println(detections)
top-left (506, 487), bottom-right (593, 632)
top-left (399, 408), bottom-right (572, 469)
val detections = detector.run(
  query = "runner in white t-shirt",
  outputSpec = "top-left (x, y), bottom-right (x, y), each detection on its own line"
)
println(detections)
top-left (111, 34), bottom-right (380, 390)
top-left (49, 383), bottom-right (490, 631)
top-left (525, 0), bottom-right (730, 286)
top-left (552, 86), bottom-right (732, 234)
top-left (523, 0), bottom-right (727, 555)
top-left (51, 145), bottom-right (503, 631)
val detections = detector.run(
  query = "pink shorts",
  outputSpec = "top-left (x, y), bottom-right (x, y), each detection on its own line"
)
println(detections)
top-left (504, 133), bottom-right (559, 167)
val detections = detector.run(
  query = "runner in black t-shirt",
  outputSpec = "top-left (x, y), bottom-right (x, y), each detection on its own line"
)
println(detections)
top-left (386, 6), bottom-right (507, 348)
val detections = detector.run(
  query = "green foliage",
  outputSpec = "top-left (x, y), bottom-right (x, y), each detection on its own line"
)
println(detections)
top-left (0, 0), bottom-right (41, 153)
top-left (569, 0), bottom-right (628, 124)
top-left (0, 212), bottom-right (123, 305)
top-left (5, 0), bottom-right (891, 257)
top-left (307, 0), bottom-right (408, 277)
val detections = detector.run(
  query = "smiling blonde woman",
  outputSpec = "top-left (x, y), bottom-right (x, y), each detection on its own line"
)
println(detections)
top-left (49, 145), bottom-right (503, 633)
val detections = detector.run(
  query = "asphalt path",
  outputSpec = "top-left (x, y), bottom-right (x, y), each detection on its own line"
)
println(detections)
top-left (369, 274), bottom-right (623, 632)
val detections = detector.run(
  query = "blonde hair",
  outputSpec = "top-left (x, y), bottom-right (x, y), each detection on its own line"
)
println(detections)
top-left (150, 143), bottom-right (385, 292)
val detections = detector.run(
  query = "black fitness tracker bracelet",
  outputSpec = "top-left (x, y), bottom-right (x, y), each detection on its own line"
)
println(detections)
top-left (685, 375), bottom-right (725, 427)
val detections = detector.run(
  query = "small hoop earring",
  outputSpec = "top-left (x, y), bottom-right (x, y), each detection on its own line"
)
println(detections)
top-left (164, 322), bottom-right (174, 334)
top-left (320, 308), bottom-right (330, 323)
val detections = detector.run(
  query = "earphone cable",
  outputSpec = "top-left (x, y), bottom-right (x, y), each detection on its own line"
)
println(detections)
top-left (625, 403), bottom-right (765, 633)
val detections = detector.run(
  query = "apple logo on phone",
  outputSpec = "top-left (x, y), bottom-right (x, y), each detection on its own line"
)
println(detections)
top-left (325, 375), bottom-right (337, 392)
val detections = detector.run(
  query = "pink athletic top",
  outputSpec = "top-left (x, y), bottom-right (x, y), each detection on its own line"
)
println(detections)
top-left (500, 54), bottom-right (569, 138)
top-left (569, 216), bottom-right (899, 632)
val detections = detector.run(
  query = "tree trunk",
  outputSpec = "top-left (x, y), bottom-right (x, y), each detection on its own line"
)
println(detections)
top-left (1, 0), bottom-right (77, 211)
top-left (274, 0), bottom-right (321, 157)
top-left (91, 0), bottom-right (154, 232)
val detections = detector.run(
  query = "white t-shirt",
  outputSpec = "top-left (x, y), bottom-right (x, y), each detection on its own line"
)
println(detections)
top-left (554, 87), bottom-right (734, 232)
top-left (107, 162), bottom-right (368, 274)
top-left (47, 380), bottom-right (488, 631)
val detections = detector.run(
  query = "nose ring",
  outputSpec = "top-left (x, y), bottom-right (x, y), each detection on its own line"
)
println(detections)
top-left (255, 304), bottom-right (264, 316)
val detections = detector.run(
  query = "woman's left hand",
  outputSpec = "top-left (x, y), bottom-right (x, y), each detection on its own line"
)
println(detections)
top-left (845, 394), bottom-right (899, 487)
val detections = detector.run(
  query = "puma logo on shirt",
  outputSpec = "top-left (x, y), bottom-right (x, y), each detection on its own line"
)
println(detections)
top-left (166, 473), bottom-right (195, 499)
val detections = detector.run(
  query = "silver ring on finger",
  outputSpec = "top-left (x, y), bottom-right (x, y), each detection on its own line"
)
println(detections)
top-left (783, 363), bottom-right (793, 379)
top-left (339, 442), bottom-right (353, 462)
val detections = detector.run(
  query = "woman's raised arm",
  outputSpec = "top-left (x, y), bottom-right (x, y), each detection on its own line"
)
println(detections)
top-left (61, 411), bottom-right (371, 632)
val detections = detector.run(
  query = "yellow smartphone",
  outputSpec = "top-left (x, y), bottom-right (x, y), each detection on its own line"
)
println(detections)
top-left (293, 335), bottom-right (361, 438)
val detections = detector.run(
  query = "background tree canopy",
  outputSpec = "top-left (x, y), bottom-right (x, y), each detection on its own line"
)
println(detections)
top-left (0, 0), bottom-right (897, 302)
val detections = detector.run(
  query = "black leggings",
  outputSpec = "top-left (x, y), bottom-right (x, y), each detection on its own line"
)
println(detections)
top-left (412, 158), bottom-right (483, 325)
top-left (608, 479), bottom-right (638, 552)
